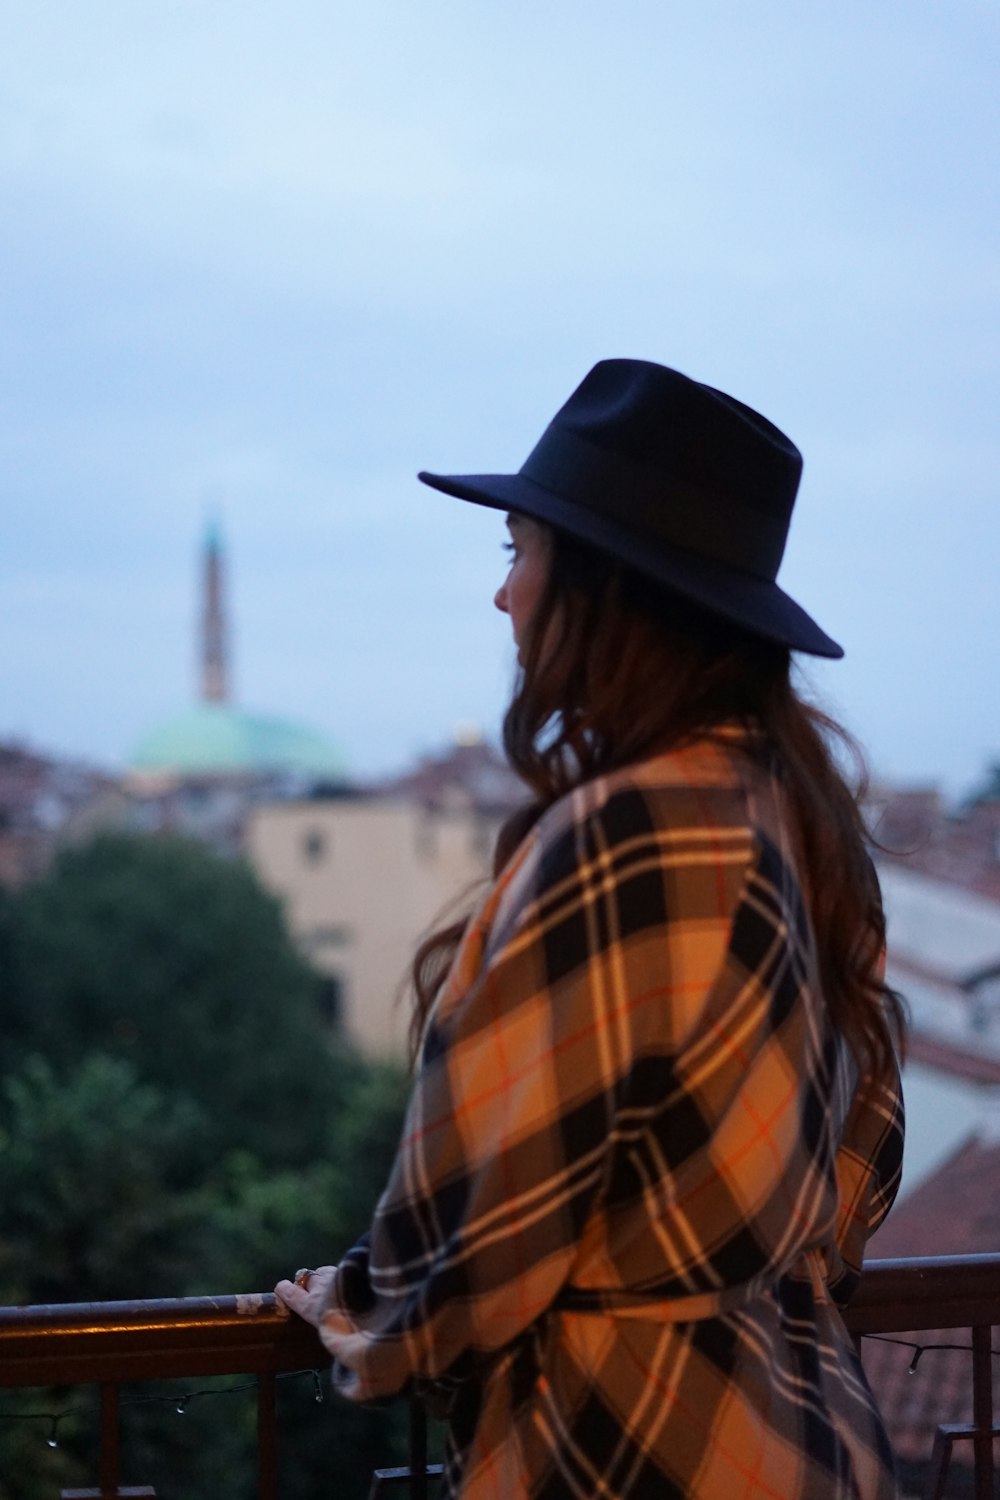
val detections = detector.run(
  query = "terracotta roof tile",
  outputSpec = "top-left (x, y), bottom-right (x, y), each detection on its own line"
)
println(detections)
top-left (906, 1032), bottom-right (1000, 1086)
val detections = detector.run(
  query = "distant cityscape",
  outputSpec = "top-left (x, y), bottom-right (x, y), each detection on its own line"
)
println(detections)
top-left (3, 523), bottom-right (999, 1468)
top-left (0, 522), bottom-right (524, 1055)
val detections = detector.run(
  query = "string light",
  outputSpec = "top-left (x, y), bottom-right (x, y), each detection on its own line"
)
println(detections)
top-left (2, 1335), bottom-right (995, 1453)
top-left (0, 1368), bottom-right (327, 1449)
top-left (860, 1333), bottom-right (1000, 1366)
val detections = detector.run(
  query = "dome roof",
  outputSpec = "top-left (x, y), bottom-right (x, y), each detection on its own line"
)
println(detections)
top-left (131, 703), bottom-right (347, 778)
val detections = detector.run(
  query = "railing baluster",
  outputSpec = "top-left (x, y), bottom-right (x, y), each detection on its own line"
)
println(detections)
top-left (971, 1323), bottom-right (994, 1500)
top-left (257, 1370), bottom-right (278, 1500)
top-left (408, 1399), bottom-right (428, 1500)
top-left (925, 1425), bottom-right (953, 1500)
top-left (100, 1382), bottom-right (120, 1498)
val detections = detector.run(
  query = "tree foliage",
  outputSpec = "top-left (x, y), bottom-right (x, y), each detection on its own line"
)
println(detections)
top-left (0, 1053), bottom-right (207, 1304)
top-left (2, 832), bottom-right (361, 1168)
top-left (0, 832), bottom-right (411, 1499)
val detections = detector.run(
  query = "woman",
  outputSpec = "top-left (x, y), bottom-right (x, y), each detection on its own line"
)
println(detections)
top-left (277, 359), bottom-right (906, 1498)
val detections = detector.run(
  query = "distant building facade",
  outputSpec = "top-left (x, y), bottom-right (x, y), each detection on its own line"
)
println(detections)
top-left (246, 738), bottom-right (524, 1057)
top-left (875, 858), bottom-right (1000, 1197)
top-left (873, 776), bottom-right (1000, 903)
top-left (0, 741), bottom-right (121, 888)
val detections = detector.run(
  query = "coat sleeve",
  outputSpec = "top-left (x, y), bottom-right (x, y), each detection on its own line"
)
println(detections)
top-left (826, 1056), bottom-right (905, 1307)
top-left (317, 781), bottom-right (753, 1401)
top-left (825, 942), bottom-right (906, 1307)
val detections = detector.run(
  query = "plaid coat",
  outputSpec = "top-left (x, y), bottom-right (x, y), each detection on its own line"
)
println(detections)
top-left (319, 731), bottom-right (904, 1498)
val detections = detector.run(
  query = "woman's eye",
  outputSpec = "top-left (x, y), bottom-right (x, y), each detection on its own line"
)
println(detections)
top-left (502, 541), bottom-right (517, 557)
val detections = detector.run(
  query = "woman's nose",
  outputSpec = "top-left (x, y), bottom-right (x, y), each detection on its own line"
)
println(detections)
top-left (494, 582), bottom-right (509, 614)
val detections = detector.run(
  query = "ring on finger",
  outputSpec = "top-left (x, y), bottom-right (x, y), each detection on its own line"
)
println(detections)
top-left (294, 1267), bottom-right (313, 1288)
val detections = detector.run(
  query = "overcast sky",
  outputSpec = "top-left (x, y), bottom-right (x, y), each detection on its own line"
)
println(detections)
top-left (2, 1), bottom-right (997, 796)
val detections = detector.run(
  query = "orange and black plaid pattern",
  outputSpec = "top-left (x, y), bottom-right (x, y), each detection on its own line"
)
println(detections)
top-left (319, 732), bottom-right (904, 1498)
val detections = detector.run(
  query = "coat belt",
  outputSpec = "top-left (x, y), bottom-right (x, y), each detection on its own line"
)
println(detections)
top-left (556, 1250), bottom-right (829, 1323)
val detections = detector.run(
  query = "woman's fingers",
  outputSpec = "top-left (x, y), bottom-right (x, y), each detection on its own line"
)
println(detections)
top-left (274, 1265), bottom-right (339, 1326)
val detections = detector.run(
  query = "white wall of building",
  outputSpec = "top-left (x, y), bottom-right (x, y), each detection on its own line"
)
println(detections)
top-left (246, 796), bottom-right (500, 1056)
top-left (896, 1063), bottom-right (994, 1199)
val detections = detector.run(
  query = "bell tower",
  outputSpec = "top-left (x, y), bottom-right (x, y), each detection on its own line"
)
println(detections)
top-left (200, 515), bottom-right (228, 703)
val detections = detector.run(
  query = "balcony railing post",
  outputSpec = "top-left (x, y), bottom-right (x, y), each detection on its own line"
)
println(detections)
top-left (99, 1382), bottom-right (120, 1498)
top-left (257, 1371), bottom-right (278, 1500)
top-left (971, 1323), bottom-right (994, 1500)
top-left (408, 1399), bottom-right (428, 1500)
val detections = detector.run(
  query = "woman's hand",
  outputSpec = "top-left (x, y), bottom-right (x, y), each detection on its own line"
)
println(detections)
top-left (274, 1265), bottom-right (338, 1327)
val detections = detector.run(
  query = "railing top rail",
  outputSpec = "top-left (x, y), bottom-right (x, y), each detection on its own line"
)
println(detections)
top-left (845, 1254), bottom-right (1000, 1337)
top-left (0, 1292), bottom-right (325, 1388)
top-left (2, 1253), bottom-right (998, 1385)
top-left (860, 1253), bottom-right (1000, 1279)
top-left (0, 1292), bottom-right (288, 1333)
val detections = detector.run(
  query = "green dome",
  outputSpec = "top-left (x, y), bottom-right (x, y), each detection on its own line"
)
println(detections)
top-left (131, 704), bottom-right (347, 778)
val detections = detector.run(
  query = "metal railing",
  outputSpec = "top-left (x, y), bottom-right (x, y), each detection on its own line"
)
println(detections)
top-left (844, 1254), bottom-right (1000, 1500)
top-left (0, 1255), bottom-right (997, 1499)
top-left (0, 1292), bottom-right (324, 1498)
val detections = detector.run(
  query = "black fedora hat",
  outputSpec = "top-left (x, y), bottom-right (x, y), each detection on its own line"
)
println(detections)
top-left (418, 358), bottom-right (842, 659)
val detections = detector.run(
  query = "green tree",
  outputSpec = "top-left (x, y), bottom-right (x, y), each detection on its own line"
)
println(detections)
top-left (0, 1053), bottom-right (207, 1304)
top-left (1, 833), bottom-right (358, 1169)
top-left (193, 1058), bottom-right (408, 1297)
top-left (0, 832), bottom-right (415, 1499)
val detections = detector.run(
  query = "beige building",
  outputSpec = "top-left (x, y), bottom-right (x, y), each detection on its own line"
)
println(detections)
top-left (246, 791), bottom-right (504, 1057)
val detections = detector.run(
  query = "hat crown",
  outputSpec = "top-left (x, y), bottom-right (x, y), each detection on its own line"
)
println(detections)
top-left (549, 359), bottom-right (802, 532)
top-left (518, 360), bottom-right (800, 585)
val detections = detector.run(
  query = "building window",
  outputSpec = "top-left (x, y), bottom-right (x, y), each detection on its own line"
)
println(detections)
top-left (303, 827), bottom-right (327, 863)
top-left (307, 925), bottom-right (352, 950)
top-left (316, 974), bottom-right (343, 1028)
top-left (415, 820), bottom-right (437, 862)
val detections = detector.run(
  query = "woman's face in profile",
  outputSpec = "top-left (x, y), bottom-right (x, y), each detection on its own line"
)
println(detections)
top-left (494, 513), bottom-right (553, 662)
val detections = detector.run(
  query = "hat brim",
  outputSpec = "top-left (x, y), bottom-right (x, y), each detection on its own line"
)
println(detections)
top-left (418, 469), bottom-right (843, 660)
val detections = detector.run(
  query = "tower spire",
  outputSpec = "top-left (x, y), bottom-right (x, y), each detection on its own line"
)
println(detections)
top-left (200, 514), bottom-right (228, 703)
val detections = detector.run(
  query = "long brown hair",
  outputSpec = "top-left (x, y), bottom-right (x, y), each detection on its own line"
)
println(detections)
top-left (411, 527), bottom-right (906, 1078)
